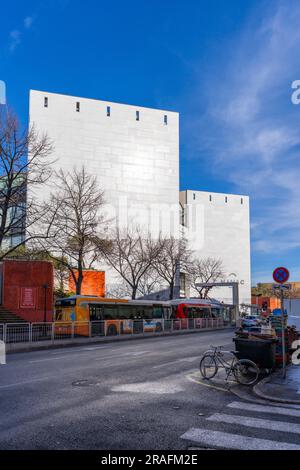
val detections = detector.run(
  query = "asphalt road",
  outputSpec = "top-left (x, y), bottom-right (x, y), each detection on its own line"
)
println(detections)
top-left (1, 330), bottom-right (300, 450)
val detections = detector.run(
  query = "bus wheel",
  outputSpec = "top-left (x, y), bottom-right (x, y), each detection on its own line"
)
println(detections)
top-left (107, 325), bottom-right (117, 336)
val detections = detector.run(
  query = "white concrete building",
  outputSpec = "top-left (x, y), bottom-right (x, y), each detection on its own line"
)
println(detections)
top-left (180, 190), bottom-right (251, 305)
top-left (28, 89), bottom-right (251, 305)
top-left (29, 90), bottom-right (179, 237)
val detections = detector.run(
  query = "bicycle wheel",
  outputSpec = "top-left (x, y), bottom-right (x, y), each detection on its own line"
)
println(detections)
top-left (233, 359), bottom-right (259, 385)
top-left (199, 354), bottom-right (218, 379)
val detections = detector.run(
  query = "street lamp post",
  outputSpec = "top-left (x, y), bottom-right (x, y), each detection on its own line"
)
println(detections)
top-left (42, 284), bottom-right (49, 323)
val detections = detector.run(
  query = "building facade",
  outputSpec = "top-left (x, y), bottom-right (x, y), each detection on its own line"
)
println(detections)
top-left (29, 90), bottom-right (180, 237)
top-left (28, 89), bottom-right (251, 305)
top-left (180, 190), bottom-right (251, 305)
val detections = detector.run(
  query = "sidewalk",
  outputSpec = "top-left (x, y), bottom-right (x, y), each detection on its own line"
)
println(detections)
top-left (5, 326), bottom-right (233, 354)
top-left (254, 365), bottom-right (300, 405)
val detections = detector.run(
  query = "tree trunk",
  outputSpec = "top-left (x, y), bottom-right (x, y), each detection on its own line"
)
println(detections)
top-left (132, 287), bottom-right (137, 300)
top-left (76, 257), bottom-right (83, 295)
top-left (169, 282), bottom-right (174, 300)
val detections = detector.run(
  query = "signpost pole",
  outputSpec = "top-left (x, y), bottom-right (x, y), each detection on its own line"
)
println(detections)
top-left (272, 267), bottom-right (289, 380)
top-left (280, 286), bottom-right (286, 379)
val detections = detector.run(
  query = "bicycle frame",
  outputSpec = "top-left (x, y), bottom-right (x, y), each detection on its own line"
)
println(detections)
top-left (203, 348), bottom-right (237, 381)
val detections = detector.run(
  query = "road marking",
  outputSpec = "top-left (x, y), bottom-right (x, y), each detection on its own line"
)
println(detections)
top-left (228, 401), bottom-right (300, 416)
top-left (207, 413), bottom-right (300, 434)
top-left (123, 350), bottom-right (151, 357)
top-left (31, 347), bottom-right (137, 363)
top-left (153, 357), bottom-right (198, 369)
top-left (50, 346), bottom-right (108, 354)
top-left (29, 356), bottom-right (71, 363)
top-left (187, 372), bottom-right (232, 392)
top-left (180, 428), bottom-right (300, 450)
top-left (0, 377), bottom-right (51, 389)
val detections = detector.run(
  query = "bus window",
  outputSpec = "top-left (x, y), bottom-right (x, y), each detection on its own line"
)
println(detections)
top-left (55, 311), bottom-right (63, 321)
top-left (163, 307), bottom-right (171, 319)
top-left (134, 306), bottom-right (151, 319)
top-left (89, 305), bottom-right (103, 321)
top-left (170, 306), bottom-right (177, 319)
top-left (152, 307), bottom-right (164, 319)
top-left (187, 307), bottom-right (194, 318)
top-left (55, 298), bottom-right (76, 308)
top-left (193, 307), bottom-right (210, 318)
top-left (118, 305), bottom-right (137, 319)
top-left (103, 305), bottom-right (118, 320)
top-left (211, 307), bottom-right (220, 318)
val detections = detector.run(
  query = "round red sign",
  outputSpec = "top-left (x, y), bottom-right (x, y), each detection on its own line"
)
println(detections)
top-left (273, 267), bottom-right (290, 284)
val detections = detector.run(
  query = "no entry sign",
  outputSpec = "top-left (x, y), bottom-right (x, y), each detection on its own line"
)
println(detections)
top-left (273, 267), bottom-right (290, 284)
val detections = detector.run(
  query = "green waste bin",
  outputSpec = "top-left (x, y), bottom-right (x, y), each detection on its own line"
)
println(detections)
top-left (233, 337), bottom-right (277, 369)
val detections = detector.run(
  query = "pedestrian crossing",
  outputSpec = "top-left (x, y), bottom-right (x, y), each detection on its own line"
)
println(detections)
top-left (181, 400), bottom-right (300, 450)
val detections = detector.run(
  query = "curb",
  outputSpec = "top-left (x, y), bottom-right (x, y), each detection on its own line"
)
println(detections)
top-left (253, 374), bottom-right (300, 405)
top-left (6, 326), bottom-right (234, 354)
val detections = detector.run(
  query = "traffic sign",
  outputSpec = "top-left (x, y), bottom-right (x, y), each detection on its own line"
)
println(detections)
top-left (272, 283), bottom-right (291, 290)
top-left (273, 267), bottom-right (290, 284)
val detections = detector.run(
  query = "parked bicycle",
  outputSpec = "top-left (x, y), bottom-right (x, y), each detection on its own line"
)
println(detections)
top-left (199, 345), bottom-right (259, 386)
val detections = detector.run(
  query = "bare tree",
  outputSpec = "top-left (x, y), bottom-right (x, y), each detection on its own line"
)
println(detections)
top-left (189, 257), bottom-right (225, 298)
top-left (100, 226), bottom-right (163, 300)
top-left (153, 236), bottom-right (192, 300)
top-left (40, 166), bottom-right (109, 295)
top-left (105, 280), bottom-right (133, 299)
top-left (0, 107), bottom-right (53, 258)
top-left (137, 268), bottom-right (162, 298)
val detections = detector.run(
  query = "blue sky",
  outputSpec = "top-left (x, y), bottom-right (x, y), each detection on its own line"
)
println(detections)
top-left (1, 0), bottom-right (300, 285)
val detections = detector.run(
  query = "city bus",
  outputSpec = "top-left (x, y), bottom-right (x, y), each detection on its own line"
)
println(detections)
top-left (54, 296), bottom-right (172, 336)
top-left (170, 299), bottom-right (233, 328)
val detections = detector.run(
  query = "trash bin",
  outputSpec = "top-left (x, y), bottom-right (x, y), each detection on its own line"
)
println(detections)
top-left (233, 337), bottom-right (277, 369)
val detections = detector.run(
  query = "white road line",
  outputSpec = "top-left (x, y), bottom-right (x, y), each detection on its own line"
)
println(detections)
top-left (31, 347), bottom-right (134, 362)
top-left (228, 401), bottom-right (300, 417)
top-left (50, 346), bottom-right (107, 354)
top-left (0, 377), bottom-right (51, 389)
top-left (207, 413), bottom-right (300, 434)
top-left (29, 356), bottom-right (71, 363)
top-left (152, 357), bottom-right (198, 369)
top-left (29, 349), bottom-right (154, 365)
top-left (180, 428), bottom-right (300, 450)
top-left (122, 351), bottom-right (151, 357)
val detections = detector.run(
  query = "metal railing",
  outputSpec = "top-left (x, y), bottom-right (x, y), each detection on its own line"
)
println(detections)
top-left (1, 317), bottom-right (227, 345)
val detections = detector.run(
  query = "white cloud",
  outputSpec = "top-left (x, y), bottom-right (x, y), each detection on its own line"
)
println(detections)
top-left (8, 14), bottom-right (35, 52)
top-left (24, 16), bottom-right (34, 29)
top-left (187, 1), bottom-right (300, 264)
top-left (9, 30), bottom-right (21, 52)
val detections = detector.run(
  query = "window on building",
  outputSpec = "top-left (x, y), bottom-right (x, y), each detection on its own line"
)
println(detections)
top-left (44, 97), bottom-right (48, 108)
top-left (209, 195), bottom-right (212, 202)
top-left (76, 102), bottom-right (80, 112)
top-left (136, 110), bottom-right (140, 121)
top-left (193, 193), bottom-right (196, 200)
top-left (241, 198), bottom-right (243, 205)
top-left (107, 106), bottom-right (110, 116)
top-left (225, 196), bottom-right (228, 203)
top-left (164, 115), bottom-right (168, 125)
